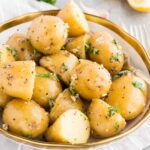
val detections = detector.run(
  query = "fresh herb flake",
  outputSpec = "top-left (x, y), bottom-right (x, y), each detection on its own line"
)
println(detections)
top-left (110, 53), bottom-right (123, 63)
top-left (49, 97), bottom-right (55, 110)
top-left (114, 122), bottom-right (119, 131)
top-left (112, 70), bottom-right (130, 80)
top-left (36, 73), bottom-right (58, 80)
top-left (91, 48), bottom-right (99, 55)
top-left (132, 80), bottom-right (144, 92)
top-left (69, 86), bottom-right (78, 97)
top-left (37, 0), bottom-right (56, 5)
top-left (6, 47), bottom-right (17, 58)
top-left (84, 43), bottom-right (91, 54)
top-left (108, 106), bottom-right (120, 117)
top-left (61, 63), bottom-right (68, 72)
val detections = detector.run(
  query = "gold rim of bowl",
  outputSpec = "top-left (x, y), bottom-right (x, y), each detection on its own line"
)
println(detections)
top-left (0, 10), bottom-right (150, 148)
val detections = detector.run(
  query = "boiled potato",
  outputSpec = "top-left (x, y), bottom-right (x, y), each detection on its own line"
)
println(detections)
top-left (89, 31), bottom-right (124, 74)
top-left (49, 89), bottom-right (84, 123)
top-left (32, 66), bottom-right (62, 107)
top-left (0, 89), bottom-right (12, 108)
top-left (57, 0), bottom-right (89, 36)
top-left (66, 34), bottom-right (90, 59)
top-left (45, 109), bottom-right (90, 144)
top-left (70, 60), bottom-right (111, 100)
top-left (0, 61), bottom-right (35, 100)
top-left (0, 45), bottom-right (15, 66)
top-left (3, 99), bottom-right (49, 138)
top-left (88, 99), bottom-right (126, 138)
top-left (106, 72), bottom-right (147, 120)
top-left (27, 15), bottom-right (68, 55)
top-left (40, 50), bottom-right (79, 84)
top-left (7, 33), bottom-right (41, 62)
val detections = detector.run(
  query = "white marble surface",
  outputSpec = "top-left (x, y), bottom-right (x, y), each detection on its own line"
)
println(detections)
top-left (0, 0), bottom-right (150, 150)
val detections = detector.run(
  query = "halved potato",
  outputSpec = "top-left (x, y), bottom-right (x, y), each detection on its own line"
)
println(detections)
top-left (3, 99), bottom-right (49, 138)
top-left (106, 72), bottom-right (147, 120)
top-left (0, 61), bottom-right (35, 100)
top-left (45, 109), bottom-right (90, 144)
top-left (88, 99), bottom-right (126, 138)
top-left (89, 31), bottom-right (124, 74)
top-left (40, 50), bottom-right (79, 84)
top-left (66, 34), bottom-right (90, 59)
top-left (57, 0), bottom-right (89, 36)
top-left (0, 45), bottom-right (15, 67)
top-left (49, 89), bottom-right (84, 123)
top-left (32, 66), bottom-right (62, 107)
top-left (7, 33), bottom-right (41, 62)
top-left (27, 15), bottom-right (68, 54)
top-left (70, 59), bottom-right (112, 100)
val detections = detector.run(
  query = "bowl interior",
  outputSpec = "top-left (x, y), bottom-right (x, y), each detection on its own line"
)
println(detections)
top-left (0, 11), bottom-right (150, 148)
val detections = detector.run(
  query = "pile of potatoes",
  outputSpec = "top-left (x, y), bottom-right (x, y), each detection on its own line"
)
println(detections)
top-left (0, 1), bottom-right (147, 145)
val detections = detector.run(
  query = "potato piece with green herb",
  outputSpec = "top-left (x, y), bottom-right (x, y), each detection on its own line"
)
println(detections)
top-left (3, 99), bottom-right (49, 138)
top-left (49, 89), bottom-right (84, 123)
top-left (32, 66), bottom-right (62, 107)
top-left (40, 50), bottom-right (79, 84)
top-left (88, 99), bottom-right (126, 138)
top-left (57, 0), bottom-right (89, 37)
top-left (70, 60), bottom-right (111, 100)
top-left (106, 72), bottom-right (147, 120)
top-left (0, 61), bottom-right (35, 100)
top-left (89, 31), bottom-right (124, 74)
top-left (45, 109), bottom-right (90, 144)
top-left (27, 15), bottom-right (68, 54)
top-left (0, 45), bottom-right (15, 67)
top-left (7, 33), bottom-right (41, 62)
top-left (66, 34), bottom-right (90, 59)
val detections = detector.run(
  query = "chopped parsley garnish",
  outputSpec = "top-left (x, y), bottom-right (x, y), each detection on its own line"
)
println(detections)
top-left (6, 47), bottom-right (17, 58)
top-left (108, 106), bottom-right (120, 117)
top-left (69, 86), bottom-right (78, 97)
top-left (132, 80), bottom-right (144, 92)
top-left (84, 43), bottom-right (91, 54)
top-left (110, 53), bottom-right (123, 63)
top-left (37, 0), bottom-right (56, 5)
top-left (114, 122), bottom-right (119, 131)
top-left (112, 70), bottom-right (130, 80)
top-left (90, 48), bottom-right (99, 55)
top-left (36, 73), bottom-right (58, 80)
top-left (49, 97), bottom-right (55, 110)
top-left (61, 63), bottom-right (68, 72)
top-left (61, 45), bottom-right (66, 50)
top-left (112, 39), bottom-right (122, 50)
top-left (33, 48), bottom-right (42, 58)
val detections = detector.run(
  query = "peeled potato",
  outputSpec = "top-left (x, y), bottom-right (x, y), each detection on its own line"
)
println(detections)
top-left (0, 45), bottom-right (15, 67)
top-left (58, 0), bottom-right (89, 36)
top-left (88, 99), bottom-right (126, 138)
top-left (106, 72), bottom-right (147, 120)
top-left (40, 50), bottom-right (79, 84)
top-left (27, 15), bottom-right (68, 54)
top-left (70, 60), bottom-right (112, 100)
top-left (0, 61), bottom-right (35, 100)
top-left (89, 31), bottom-right (124, 74)
top-left (7, 33), bottom-right (41, 62)
top-left (49, 89), bottom-right (84, 123)
top-left (66, 34), bottom-right (90, 59)
top-left (32, 66), bottom-right (62, 107)
top-left (3, 99), bottom-right (49, 138)
top-left (45, 109), bottom-right (90, 144)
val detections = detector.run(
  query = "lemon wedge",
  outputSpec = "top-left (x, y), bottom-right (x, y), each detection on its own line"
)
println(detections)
top-left (128, 0), bottom-right (150, 12)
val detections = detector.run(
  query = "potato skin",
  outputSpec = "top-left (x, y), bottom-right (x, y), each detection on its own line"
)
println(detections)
top-left (46, 109), bottom-right (90, 144)
top-left (3, 99), bottom-right (49, 138)
top-left (89, 31), bottom-right (124, 74)
top-left (32, 66), bottom-right (62, 107)
top-left (88, 99), bottom-right (126, 138)
top-left (70, 60), bottom-right (111, 100)
top-left (0, 61), bottom-right (35, 100)
top-left (58, 1), bottom-right (89, 36)
top-left (49, 89), bottom-right (84, 123)
top-left (27, 15), bottom-right (68, 55)
top-left (66, 34), bottom-right (90, 59)
top-left (106, 73), bottom-right (147, 120)
top-left (40, 50), bottom-right (79, 84)
top-left (0, 45), bottom-right (15, 67)
top-left (7, 33), bottom-right (41, 62)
